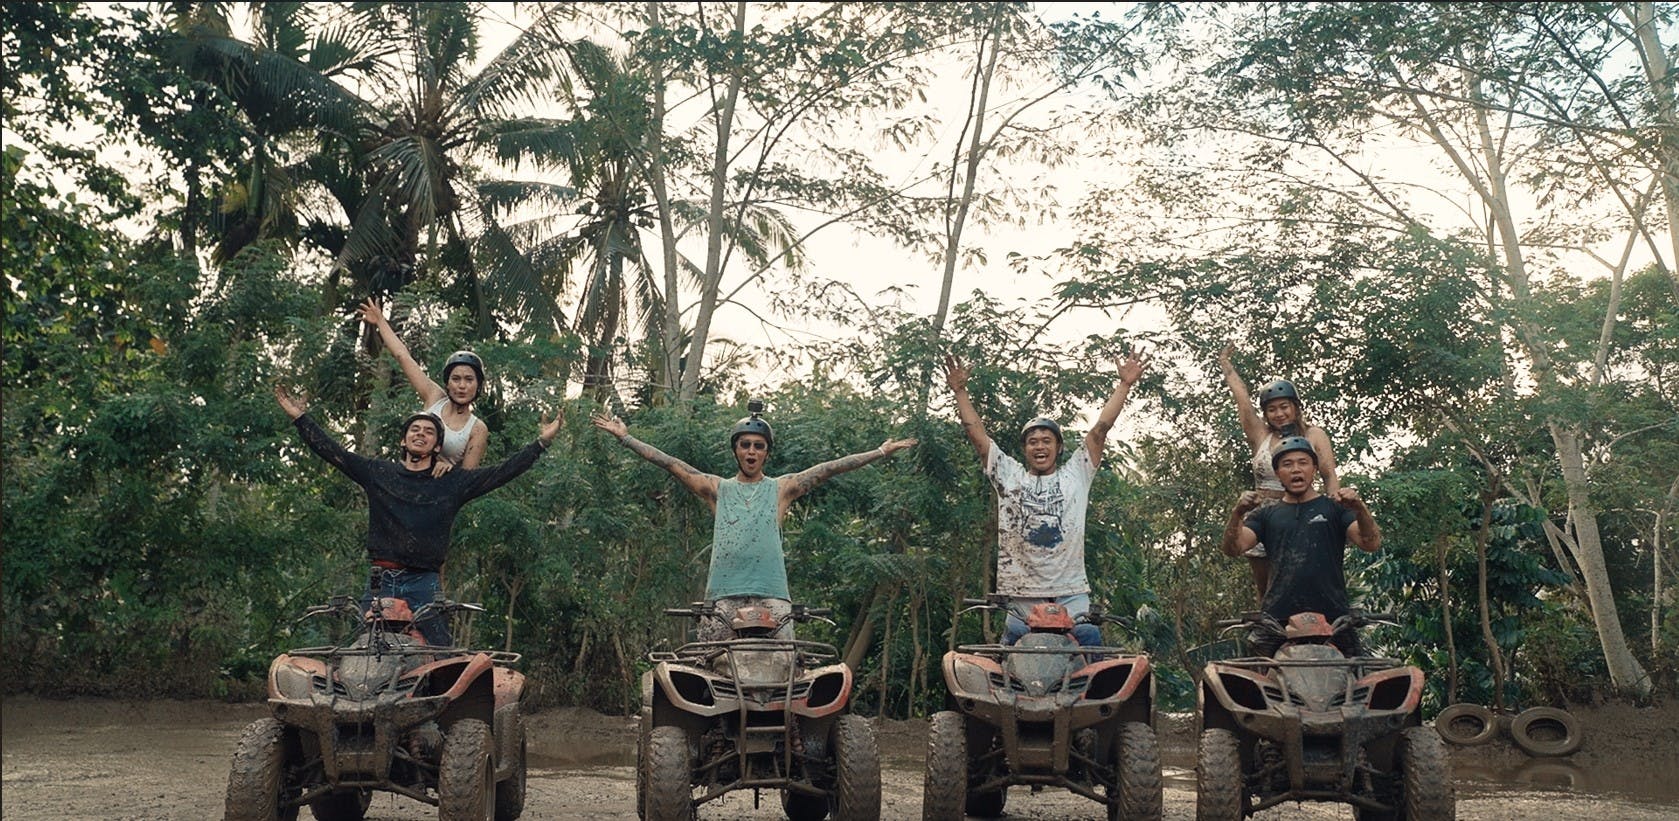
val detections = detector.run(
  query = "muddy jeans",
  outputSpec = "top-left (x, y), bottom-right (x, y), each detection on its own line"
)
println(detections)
top-left (699, 596), bottom-right (793, 642)
top-left (362, 567), bottom-right (450, 647)
top-left (1003, 593), bottom-right (1102, 647)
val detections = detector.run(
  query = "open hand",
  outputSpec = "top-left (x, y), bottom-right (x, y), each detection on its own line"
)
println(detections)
top-left (590, 411), bottom-right (627, 440)
top-left (1116, 349), bottom-right (1151, 385)
top-left (273, 383), bottom-right (307, 419)
top-left (431, 459), bottom-right (456, 478)
top-left (942, 353), bottom-right (970, 392)
top-left (539, 411), bottom-right (565, 445)
top-left (879, 438), bottom-right (918, 457)
top-left (1218, 343), bottom-right (1234, 369)
top-left (358, 298), bottom-right (387, 328)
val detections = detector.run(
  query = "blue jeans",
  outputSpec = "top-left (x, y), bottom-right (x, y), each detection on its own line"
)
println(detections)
top-left (1003, 593), bottom-right (1101, 647)
top-left (362, 567), bottom-right (450, 647)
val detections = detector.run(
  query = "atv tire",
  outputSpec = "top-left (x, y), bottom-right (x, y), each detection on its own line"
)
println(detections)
top-left (1511, 706), bottom-right (1582, 757)
top-left (495, 712), bottom-right (527, 820)
top-left (439, 719), bottom-right (496, 821)
top-left (831, 714), bottom-right (881, 821)
top-left (643, 725), bottom-right (692, 821)
top-left (307, 789), bottom-right (369, 821)
top-left (1398, 726), bottom-right (1454, 819)
top-left (225, 718), bottom-right (298, 821)
top-left (1435, 703), bottom-right (1498, 746)
top-left (1108, 721), bottom-right (1163, 821)
top-left (1196, 728), bottom-right (1244, 821)
top-left (922, 711), bottom-right (966, 820)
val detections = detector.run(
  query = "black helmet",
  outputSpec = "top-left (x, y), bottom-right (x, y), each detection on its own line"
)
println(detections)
top-left (730, 415), bottom-right (774, 450)
top-left (1270, 435), bottom-right (1318, 469)
top-left (1020, 416), bottom-right (1063, 446)
top-left (1257, 379), bottom-right (1300, 409)
top-left (441, 350), bottom-right (485, 399)
top-left (399, 412), bottom-right (445, 451)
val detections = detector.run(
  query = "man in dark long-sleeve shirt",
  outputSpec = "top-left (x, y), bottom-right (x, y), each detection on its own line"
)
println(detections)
top-left (275, 385), bottom-right (560, 644)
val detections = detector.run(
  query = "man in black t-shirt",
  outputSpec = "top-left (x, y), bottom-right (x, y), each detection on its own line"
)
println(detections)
top-left (1220, 435), bottom-right (1381, 657)
top-left (275, 385), bottom-right (561, 645)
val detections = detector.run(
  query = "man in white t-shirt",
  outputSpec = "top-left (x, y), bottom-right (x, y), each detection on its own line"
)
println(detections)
top-left (942, 350), bottom-right (1149, 646)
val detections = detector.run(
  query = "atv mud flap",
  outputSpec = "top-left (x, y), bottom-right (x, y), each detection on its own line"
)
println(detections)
top-left (271, 694), bottom-right (449, 784)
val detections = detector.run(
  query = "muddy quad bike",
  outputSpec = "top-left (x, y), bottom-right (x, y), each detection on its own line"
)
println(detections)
top-left (1196, 610), bottom-right (1454, 820)
top-left (924, 595), bottom-right (1162, 821)
top-left (225, 591), bottom-right (527, 821)
top-left (637, 601), bottom-right (880, 821)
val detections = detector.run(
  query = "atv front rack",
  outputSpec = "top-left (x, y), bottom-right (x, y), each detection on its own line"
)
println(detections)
top-left (286, 644), bottom-right (522, 664)
top-left (650, 638), bottom-right (839, 665)
top-left (1215, 656), bottom-right (1400, 673)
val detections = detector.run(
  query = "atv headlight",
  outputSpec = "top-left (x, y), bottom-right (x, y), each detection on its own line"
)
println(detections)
top-left (273, 663), bottom-right (314, 698)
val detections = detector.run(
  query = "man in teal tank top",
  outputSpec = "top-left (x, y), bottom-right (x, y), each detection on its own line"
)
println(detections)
top-left (593, 403), bottom-right (915, 640)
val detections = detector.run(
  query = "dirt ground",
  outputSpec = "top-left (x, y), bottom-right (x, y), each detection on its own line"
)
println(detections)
top-left (4, 696), bottom-right (1678, 819)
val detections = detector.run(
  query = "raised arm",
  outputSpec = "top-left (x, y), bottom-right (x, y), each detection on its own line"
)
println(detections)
top-left (1307, 426), bottom-right (1341, 495)
top-left (1085, 348), bottom-right (1150, 468)
top-left (1219, 344), bottom-right (1267, 448)
top-left (1221, 491), bottom-right (1264, 557)
top-left (942, 353), bottom-right (991, 460)
top-left (591, 412), bottom-right (720, 505)
top-left (778, 438), bottom-right (918, 512)
top-left (1333, 487), bottom-right (1380, 553)
top-left (359, 298), bottom-right (445, 406)
top-left (275, 384), bottom-right (372, 482)
top-left (457, 411), bottom-right (563, 501)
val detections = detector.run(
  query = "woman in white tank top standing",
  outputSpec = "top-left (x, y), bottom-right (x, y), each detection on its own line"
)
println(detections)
top-left (359, 299), bottom-right (489, 475)
top-left (1219, 344), bottom-right (1341, 601)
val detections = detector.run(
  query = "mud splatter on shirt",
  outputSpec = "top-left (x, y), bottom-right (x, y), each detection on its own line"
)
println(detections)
top-left (985, 439), bottom-right (1094, 597)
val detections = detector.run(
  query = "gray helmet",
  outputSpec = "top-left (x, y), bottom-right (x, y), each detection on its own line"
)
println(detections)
top-left (1020, 417), bottom-right (1064, 446)
top-left (1257, 379), bottom-right (1300, 409)
top-left (1270, 435), bottom-right (1318, 469)
top-left (400, 412), bottom-right (445, 452)
top-left (441, 350), bottom-right (485, 399)
top-left (730, 415), bottom-right (774, 450)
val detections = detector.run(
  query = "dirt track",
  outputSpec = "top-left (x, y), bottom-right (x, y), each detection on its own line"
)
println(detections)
top-left (3, 696), bottom-right (1677, 819)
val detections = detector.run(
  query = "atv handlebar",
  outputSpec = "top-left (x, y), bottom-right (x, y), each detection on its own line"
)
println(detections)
top-left (662, 602), bottom-right (836, 627)
top-left (1218, 610), bottom-right (1398, 633)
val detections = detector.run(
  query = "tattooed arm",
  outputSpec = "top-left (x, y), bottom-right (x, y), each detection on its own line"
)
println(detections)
top-left (777, 438), bottom-right (918, 514)
top-left (591, 412), bottom-right (720, 505)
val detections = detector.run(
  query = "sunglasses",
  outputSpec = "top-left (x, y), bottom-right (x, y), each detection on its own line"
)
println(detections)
top-left (736, 441), bottom-right (768, 452)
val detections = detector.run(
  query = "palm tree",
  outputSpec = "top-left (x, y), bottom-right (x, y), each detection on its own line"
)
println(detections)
top-left (161, 2), bottom-right (575, 335)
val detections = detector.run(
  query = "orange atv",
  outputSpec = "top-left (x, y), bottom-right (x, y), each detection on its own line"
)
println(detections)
top-left (637, 601), bottom-right (879, 821)
top-left (224, 592), bottom-right (526, 821)
top-left (924, 595), bottom-right (1161, 820)
top-left (1196, 610), bottom-right (1453, 820)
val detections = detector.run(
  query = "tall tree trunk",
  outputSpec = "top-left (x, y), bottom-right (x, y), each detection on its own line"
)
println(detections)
top-left (1436, 533), bottom-right (1459, 703)
top-left (1474, 489), bottom-right (1508, 712)
top-left (678, 1), bottom-right (747, 402)
top-left (645, 1), bottom-right (683, 404)
top-left (1550, 424), bottom-right (1652, 695)
top-left (922, 6), bottom-right (1006, 408)
top-left (1626, 1), bottom-right (1679, 300)
top-left (1460, 72), bottom-right (1652, 696)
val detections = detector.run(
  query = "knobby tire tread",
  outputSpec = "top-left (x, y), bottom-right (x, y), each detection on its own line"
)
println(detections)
top-left (643, 725), bottom-right (692, 821)
top-left (439, 719), bottom-right (495, 821)
top-left (1196, 728), bottom-right (1243, 821)
top-left (224, 717), bottom-right (297, 821)
top-left (1111, 721), bottom-right (1163, 821)
top-left (832, 714), bottom-right (881, 821)
top-left (922, 711), bottom-right (967, 821)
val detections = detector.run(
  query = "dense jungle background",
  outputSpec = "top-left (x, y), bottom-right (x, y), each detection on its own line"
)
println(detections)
top-left (4, 2), bottom-right (1678, 718)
